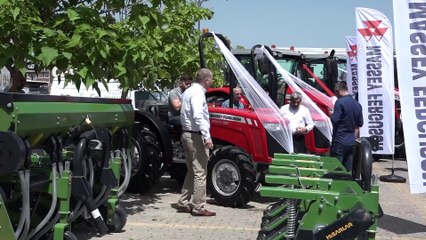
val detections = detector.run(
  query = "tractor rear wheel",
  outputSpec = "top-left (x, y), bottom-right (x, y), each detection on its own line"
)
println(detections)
top-left (128, 123), bottom-right (163, 193)
top-left (208, 146), bottom-right (255, 208)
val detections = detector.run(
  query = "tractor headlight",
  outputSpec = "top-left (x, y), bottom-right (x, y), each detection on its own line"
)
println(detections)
top-left (263, 123), bottom-right (283, 131)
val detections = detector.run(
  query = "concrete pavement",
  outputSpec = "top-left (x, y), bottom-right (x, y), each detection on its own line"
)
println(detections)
top-left (74, 157), bottom-right (426, 240)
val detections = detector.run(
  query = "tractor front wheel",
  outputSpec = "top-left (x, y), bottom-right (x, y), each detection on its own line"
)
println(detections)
top-left (208, 146), bottom-right (255, 208)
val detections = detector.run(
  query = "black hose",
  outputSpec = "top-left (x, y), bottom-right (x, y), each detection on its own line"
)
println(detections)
top-left (72, 130), bottom-right (96, 176)
top-left (96, 128), bottom-right (117, 190)
top-left (71, 130), bottom-right (108, 236)
top-left (33, 212), bottom-right (60, 240)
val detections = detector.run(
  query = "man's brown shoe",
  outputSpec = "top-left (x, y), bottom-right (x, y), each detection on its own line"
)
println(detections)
top-left (191, 209), bottom-right (216, 217)
top-left (176, 205), bottom-right (192, 213)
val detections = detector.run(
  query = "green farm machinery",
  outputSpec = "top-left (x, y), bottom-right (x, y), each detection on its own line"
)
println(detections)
top-left (258, 138), bottom-right (380, 240)
top-left (0, 92), bottom-right (135, 239)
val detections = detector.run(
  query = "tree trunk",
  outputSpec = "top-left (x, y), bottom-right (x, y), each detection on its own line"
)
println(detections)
top-left (6, 66), bottom-right (25, 93)
top-left (121, 88), bottom-right (129, 99)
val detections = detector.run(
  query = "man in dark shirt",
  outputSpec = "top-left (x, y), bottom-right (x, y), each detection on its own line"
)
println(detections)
top-left (330, 82), bottom-right (363, 171)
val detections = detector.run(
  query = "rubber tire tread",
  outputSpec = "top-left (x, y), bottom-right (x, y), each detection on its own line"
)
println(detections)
top-left (128, 123), bottom-right (162, 193)
top-left (208, 145), bottom-right (255, 208)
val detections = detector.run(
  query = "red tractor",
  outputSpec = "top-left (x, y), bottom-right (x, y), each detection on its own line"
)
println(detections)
top-left (138, 32), bottom-right (295, 207)
top-left (235, 45), bottom-right (335, 154)
top-left (135, 32), bottom-right (338, 207)
top-left (245, 45), bottom-right (404, 158)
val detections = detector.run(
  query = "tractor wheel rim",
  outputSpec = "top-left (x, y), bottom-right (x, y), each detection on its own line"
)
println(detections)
top-left (212, 159), bottom-right (241, 196)
top-left (129, 142), bottom-right (141, 177)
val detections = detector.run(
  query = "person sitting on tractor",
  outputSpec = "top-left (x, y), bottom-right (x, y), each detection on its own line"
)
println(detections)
top-left (221, 86), bottom-right (244, 109)
top-left (280, 92), bottom-right (314, 153)
top-left (168, 74), bottom-right (193, 125)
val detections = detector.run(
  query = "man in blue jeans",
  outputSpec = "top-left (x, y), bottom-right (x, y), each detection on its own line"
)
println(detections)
top-left (330, 82), bottom-right (363, 171)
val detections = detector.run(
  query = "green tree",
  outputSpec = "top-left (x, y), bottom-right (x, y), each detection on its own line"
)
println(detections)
top-left (0, 0), bottom-right (216, 94)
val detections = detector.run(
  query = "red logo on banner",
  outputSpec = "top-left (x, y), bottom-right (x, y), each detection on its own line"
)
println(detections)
top-left (347, 45), bottom-right (357, 61)
top-left (358, 20), bottom-right (388, 41)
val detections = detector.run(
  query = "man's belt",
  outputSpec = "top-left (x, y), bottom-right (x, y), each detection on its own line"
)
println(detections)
top-left (183, 130), bottom-right (202, 135)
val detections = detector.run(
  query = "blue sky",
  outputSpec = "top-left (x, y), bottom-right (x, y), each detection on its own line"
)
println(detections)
top-left (201, 0), bottom-right (393, 48)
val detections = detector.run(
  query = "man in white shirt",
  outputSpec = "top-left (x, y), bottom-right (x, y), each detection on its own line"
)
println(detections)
top-left (176, 68), bottom-right (216, 217)
top-left (280, 92), bottom-right (314, 153)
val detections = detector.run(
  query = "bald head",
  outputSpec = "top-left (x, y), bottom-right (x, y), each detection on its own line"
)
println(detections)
top-left (196, 68), bottom-right (212, 82)
top-left (196, 68), bottom-right (214, 89)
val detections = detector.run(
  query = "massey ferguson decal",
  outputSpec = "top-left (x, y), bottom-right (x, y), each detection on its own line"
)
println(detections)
top-left (358, 20), bottom-right (389, 41)
top-left (393, 0), bottom-right (426, 193)
top-left (210, 113), bottom-right (246, 124)
top-left (356, 7), bottom-right (395, 155)
top-left (346, 36), bottom-right (359, 96)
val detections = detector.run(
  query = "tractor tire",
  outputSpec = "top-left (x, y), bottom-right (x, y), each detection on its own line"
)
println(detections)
top-left (128, 137), bottom-right (142, 178)
top-left (208, 146), bottom-right (255, 208)
top-left (128, 123), bottom-right (163, 193)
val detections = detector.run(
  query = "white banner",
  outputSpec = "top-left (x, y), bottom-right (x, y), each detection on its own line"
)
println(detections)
top-left (356, 7), bottom-right (395, 155)
top-left (345, 36), bottom-right (358, 96)
top-left (393, 0), bottom-right (426, 193)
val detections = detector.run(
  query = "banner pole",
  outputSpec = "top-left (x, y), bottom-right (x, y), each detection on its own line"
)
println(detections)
top-left (379, 154), bottom-right (406, 183)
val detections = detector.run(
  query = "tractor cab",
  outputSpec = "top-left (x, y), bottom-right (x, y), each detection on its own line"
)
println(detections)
top-left (233, 44), bottom-right (335, 154)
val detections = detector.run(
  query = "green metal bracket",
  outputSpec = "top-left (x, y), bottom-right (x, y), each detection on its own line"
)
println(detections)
top-left (269, 165), bottom-right (329, 176)
top-left (0, 194), bottom-right (16, 240)
top-left (106, 154), bottom-right (122, 225)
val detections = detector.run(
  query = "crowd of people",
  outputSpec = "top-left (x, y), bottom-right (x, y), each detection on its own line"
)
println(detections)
top-left (169, 69), bottom-right (362, 217)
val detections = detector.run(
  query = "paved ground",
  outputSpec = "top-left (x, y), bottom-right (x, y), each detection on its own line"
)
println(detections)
top-left (74, 157), bottom-right (426, 240)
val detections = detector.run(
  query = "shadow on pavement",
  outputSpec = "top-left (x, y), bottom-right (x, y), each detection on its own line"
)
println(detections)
top-left (379, 214), bottom-right (426, 234)
top-left (121, 176), bottom-right (181, 215)
top-left (374, 159), bottom-right (388, 163)
top-left (74, 176), bottom-right (182, 240)
top-left (384, 167), bottom-right (407, 172)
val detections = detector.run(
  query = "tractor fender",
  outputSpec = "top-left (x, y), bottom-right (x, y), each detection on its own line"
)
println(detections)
top-left (134, 110), bottom-right (173, 165)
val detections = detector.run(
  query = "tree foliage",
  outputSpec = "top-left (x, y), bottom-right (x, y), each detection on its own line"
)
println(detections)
top-left (0, 0), bottom-right (222, 94)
